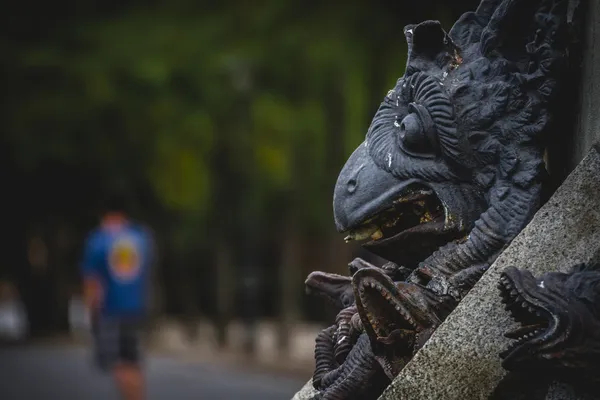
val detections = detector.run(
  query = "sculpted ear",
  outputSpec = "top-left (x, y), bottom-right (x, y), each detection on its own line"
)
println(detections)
top-left (404, 20), bottom-right (458, 75)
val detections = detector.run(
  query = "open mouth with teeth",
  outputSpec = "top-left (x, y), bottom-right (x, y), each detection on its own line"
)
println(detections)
top-left (341, 185), bottom-right (463, 267)
top-left (353, 269), bottom-right (416, 354)
top-left (343, 186), bottom-right (445, 244)
top-left (497, 268), bottom-right (557, 369)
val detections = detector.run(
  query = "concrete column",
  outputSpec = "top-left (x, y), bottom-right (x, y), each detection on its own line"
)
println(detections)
top-left (570, 0), bottom-right (600, 170)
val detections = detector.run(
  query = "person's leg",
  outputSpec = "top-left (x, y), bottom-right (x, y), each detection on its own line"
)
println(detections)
top-left (93, 315), bottom-right (116, 374)
top-left (112, 320), bottom-right (145, 400)
top-left (113, 362), bottom-right (144, 400)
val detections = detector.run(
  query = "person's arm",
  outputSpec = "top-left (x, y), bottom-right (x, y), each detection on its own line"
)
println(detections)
top-left (81, 234), bottom-right (103, 312)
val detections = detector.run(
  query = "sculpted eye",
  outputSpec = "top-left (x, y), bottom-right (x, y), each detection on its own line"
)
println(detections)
top-left (397, 103), bottom-right (438, 157)
top-left (399, 114), bottom-right (425, 149)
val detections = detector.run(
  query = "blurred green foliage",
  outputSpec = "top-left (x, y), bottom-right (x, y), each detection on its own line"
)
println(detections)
top-left (0, 0), bottom-right (476, 320)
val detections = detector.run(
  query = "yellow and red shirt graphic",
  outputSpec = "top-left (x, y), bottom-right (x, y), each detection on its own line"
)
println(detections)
top-left (108, 237), bottom-right (141, 282)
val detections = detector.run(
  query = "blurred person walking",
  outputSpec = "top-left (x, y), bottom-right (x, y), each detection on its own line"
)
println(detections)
top-left (81, 189), bottom-right (154, 400)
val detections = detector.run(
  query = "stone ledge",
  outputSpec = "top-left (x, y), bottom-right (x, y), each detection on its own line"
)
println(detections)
top-left (292, 379), bottom-right (319, 400)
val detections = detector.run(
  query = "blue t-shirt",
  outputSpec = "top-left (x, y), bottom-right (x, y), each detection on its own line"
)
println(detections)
top-left (81, 222), bottom-right (153, 318)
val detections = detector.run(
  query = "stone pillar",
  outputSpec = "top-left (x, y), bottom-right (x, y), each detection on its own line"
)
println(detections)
top-left (569, 0), bottom-right (600, 170)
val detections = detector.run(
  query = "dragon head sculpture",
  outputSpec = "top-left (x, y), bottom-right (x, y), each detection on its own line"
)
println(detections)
top-left (306, 0), bottom-right (582, 398)
top-left (499, 263), bottom-right (600, 384)
top-left (334, 2), bottom-right (568, 279)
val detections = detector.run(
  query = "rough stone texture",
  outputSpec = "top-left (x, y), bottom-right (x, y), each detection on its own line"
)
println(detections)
top-left (292, 379), bottom-right (319, 400)
top-left (571, 0), bottom-right (600, 170)
top-left (378, 144), bottom-right (600, 400)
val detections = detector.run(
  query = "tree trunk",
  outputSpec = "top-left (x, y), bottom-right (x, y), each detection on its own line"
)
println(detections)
top-left (215, 239), bottom-right (234, 349)
top-left (277, 213), bottom-right (303, 355)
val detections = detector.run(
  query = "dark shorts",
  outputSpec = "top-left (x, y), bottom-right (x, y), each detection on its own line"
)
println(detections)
top-left (92, 316), bottom-right (144, 372)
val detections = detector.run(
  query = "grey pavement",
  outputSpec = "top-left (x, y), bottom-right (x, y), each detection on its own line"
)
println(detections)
top-left (0, 345), bottom-right (307, 400)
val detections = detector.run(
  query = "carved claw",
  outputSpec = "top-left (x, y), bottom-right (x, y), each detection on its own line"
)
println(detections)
top-left (313, 325), bottom-right (338, 389)
top-left (350, 312), bottom-right (363, 332)
top-left (318, 333), bottom-right (386, 400)
top-left (333, 306), bottom-right (360, 364)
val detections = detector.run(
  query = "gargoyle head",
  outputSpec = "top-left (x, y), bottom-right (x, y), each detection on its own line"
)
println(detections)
top-left (351, 267), bottom-right (455, 379)
top-left (333, 0), bottom-right (571, 270)
top-left (498, 264), bottom-right (600, 383)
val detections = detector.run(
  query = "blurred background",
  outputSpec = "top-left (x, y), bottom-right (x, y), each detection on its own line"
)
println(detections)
top-left (0, 0), bottom-right (500, 397)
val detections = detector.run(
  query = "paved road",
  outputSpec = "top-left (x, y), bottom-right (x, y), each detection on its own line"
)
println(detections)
top-left (0, 345), bottom-right (306, 400)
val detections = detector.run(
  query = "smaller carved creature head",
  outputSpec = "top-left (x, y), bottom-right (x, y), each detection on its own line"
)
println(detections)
top-left (498, 263), bottom-right (600, 382)
top-left (352, 267), bottom-right (454, 379)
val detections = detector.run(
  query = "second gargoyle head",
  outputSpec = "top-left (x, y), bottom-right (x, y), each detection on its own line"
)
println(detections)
top-left (498, 263), bottom-right (600, 384)
top-left (351, 266), bottom-right (455, 379)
